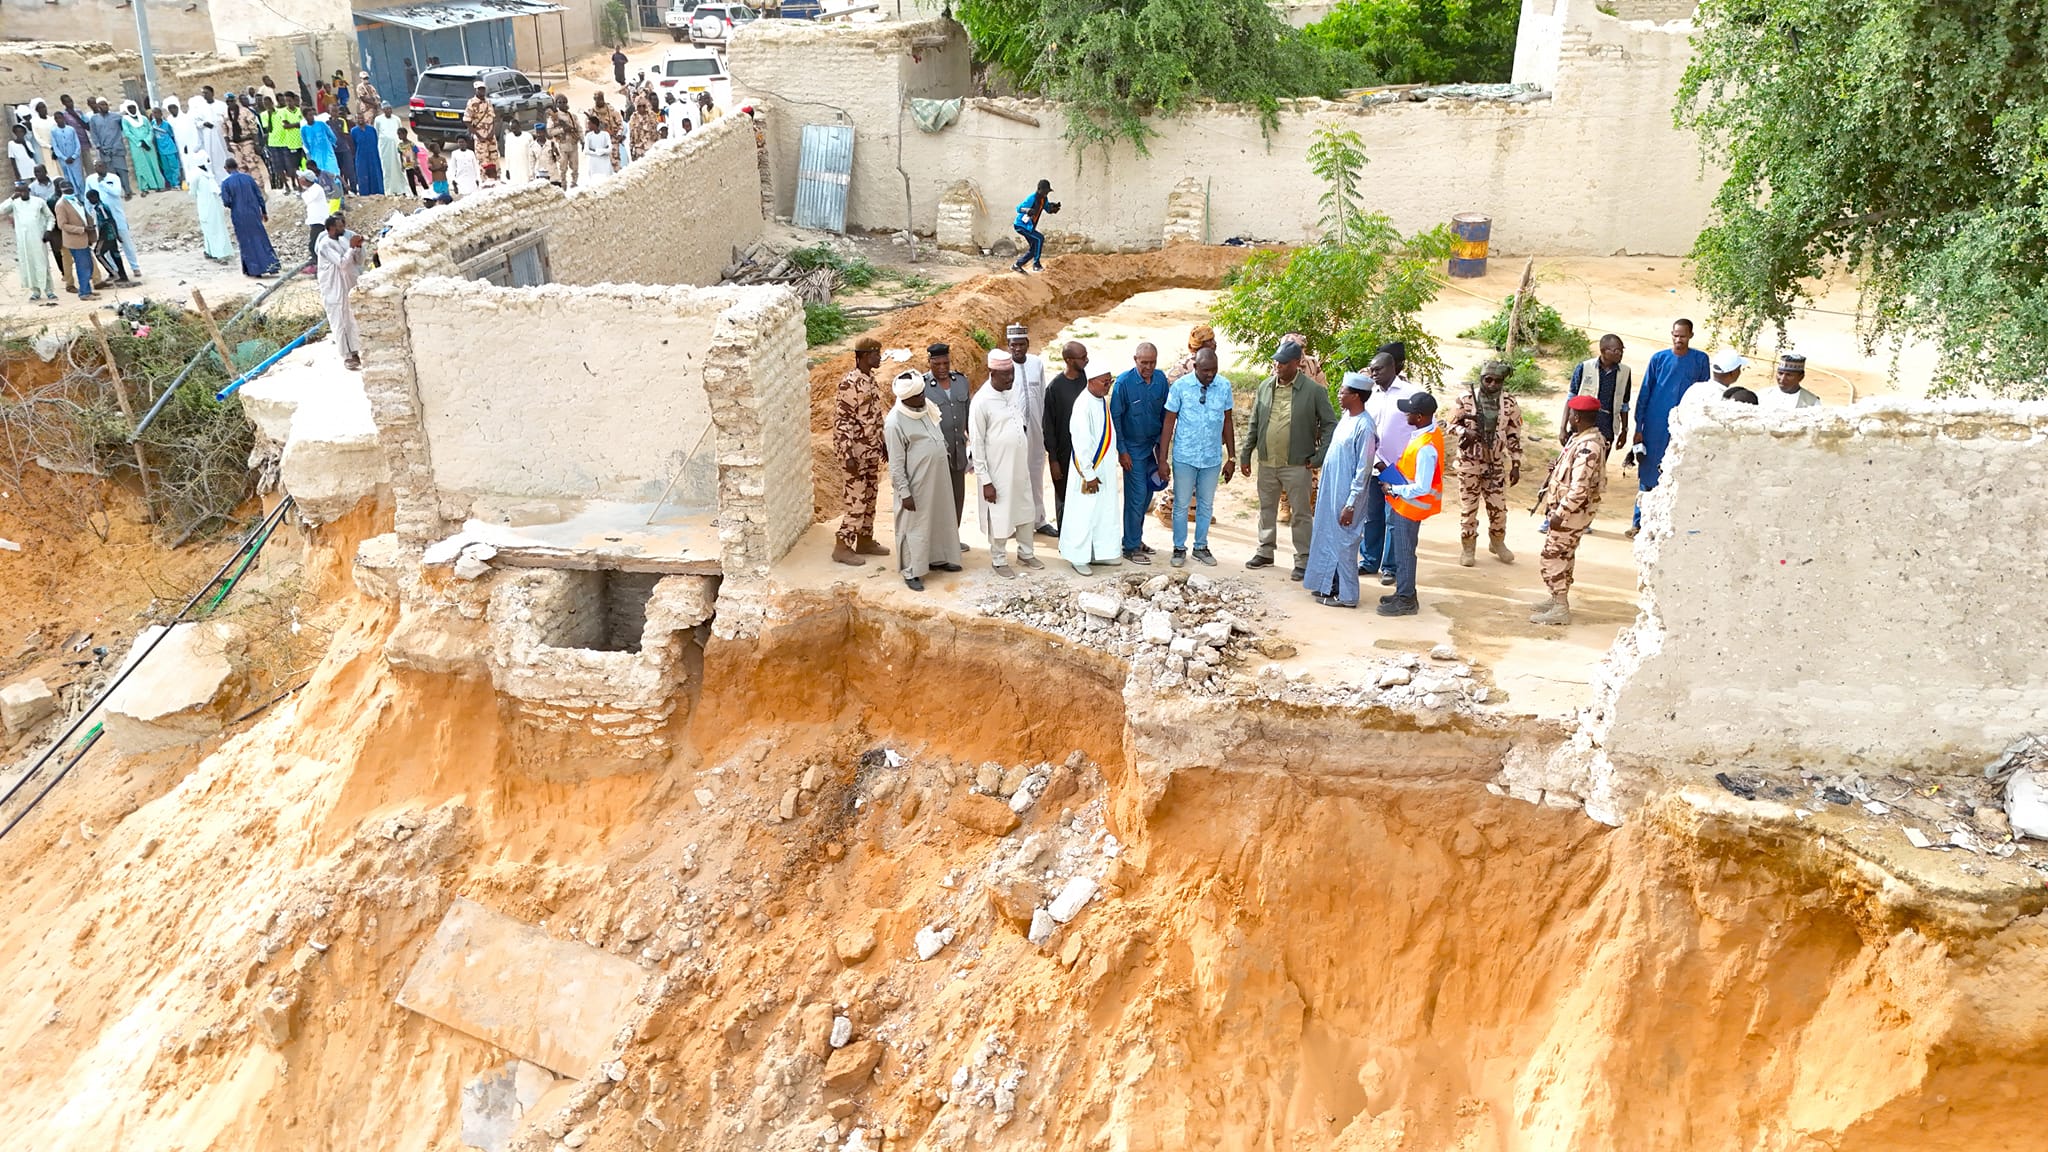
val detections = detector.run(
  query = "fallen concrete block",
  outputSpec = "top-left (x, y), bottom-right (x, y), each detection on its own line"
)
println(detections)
top-left (241, 342), bottom-right (390, 525)
top-left (947, 793), bottom-right (1020, 837)
top-left (0, 677), bottom-right (57, 736)
top-left (397, 897), bottom-right (645, 1078)
top-left (102, 623), bottom-right (239, 754)
top-left (353, 533), bottom-right (405, 601)
top-left (460, 1059), bottom-right (556, 1152)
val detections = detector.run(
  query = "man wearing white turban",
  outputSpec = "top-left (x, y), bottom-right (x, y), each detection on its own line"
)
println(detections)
top-left (884, 370), bottom-right (962, 590)
top-left (969, 348), bottom-right (1042, 576)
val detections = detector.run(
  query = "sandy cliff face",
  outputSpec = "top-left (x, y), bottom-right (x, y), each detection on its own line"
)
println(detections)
top-left (0, 573), bottom-right (2042, 1152)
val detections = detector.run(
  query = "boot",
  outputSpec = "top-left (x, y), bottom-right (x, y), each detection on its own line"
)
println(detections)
top-left (1459, 537), bottom-right (1477, 567)
top-left (855, 535), bottom-right (891, 557)
top-left (831, 542), bottom-right (865, 566)
top-left (1529, 596), bottom-right (1571, 626)
top-left (1490, 534), bottom-right (1514, 564)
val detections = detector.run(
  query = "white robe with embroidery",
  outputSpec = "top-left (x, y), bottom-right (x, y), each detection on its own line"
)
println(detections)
top-left (1059, 389), bottom-right (1122, 566)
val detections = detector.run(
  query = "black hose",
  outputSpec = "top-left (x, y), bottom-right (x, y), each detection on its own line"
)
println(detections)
top-left (0, 727), bottom-right (101, 843)
top-left (0, 496), bottom-right (296, 818)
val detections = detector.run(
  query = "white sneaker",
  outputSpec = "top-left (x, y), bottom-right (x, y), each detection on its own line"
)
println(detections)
top-left (1071, 562), bottom-right (1092, 576)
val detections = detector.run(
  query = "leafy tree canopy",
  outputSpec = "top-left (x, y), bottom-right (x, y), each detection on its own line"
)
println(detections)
top-left (1679, 0), bottom-right (2048, 397)
top-left (1211, 129), bottom-right (1454, 388)
top-left (1303, 0), bottom-right (1519, 86)
top-left (958, 0), bottom-right (1361, 148)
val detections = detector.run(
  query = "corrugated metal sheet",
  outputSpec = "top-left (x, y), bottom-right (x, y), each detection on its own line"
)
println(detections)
top-left (793, 124), bottom-right (853, 234)
top-left (360, 0), bottom-right (562, 32)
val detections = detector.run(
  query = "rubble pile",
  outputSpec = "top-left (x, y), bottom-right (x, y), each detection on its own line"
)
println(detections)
top-left (973, 571), bottom-right (1270, 695)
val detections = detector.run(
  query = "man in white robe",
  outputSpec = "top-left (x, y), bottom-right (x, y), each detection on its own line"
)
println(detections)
top-left (883, 371), bottom-right (962, 591)
top-left (969, 348), bottom-right (1042, 576)
top-left (191, 89), bottom-right (231, 178)
top-left (314, 212), bottom-right (365, 369)
top-left (448, 141), bottom-right (481, 197)
top-left (502, 122), bottom-right (534, 185)
top-left (1059, 370), bottom-right (1123, 575)
top-left (1004, 322), bottom-right (1055, 538)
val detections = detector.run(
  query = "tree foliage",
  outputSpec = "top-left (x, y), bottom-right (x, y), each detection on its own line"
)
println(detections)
top-left (957, 0), bottom-right (1364, 149)
top-left (1302, 0), bottom-right (1519, 86)
top-left (1211, 129), bottom-right (1454, 388)
top-left (599, 0), bottom-right (631, 48)
top-left (1459, 291), bottom-right (1593, 362)
top-left (1679, 0), bottom-right (2048, 397)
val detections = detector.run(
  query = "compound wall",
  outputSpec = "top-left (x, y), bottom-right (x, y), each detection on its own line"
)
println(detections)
top-left (1604, 400), bottom-right (2048, 773)
top-left (731, 1), bottom-right (1716, 256)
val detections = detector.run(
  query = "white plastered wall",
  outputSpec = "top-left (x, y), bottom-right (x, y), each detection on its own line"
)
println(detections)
top-left (733, 7), bottom-right (1717, 256)
top-left (403, 280), bottom-right (723, 509)
top-left (1601, 400), bottom-right (2048, 774)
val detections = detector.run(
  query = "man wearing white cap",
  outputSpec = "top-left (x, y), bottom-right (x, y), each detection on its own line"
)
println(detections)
top-left (885, 370), bottom-right (962, 591)
top-left (1058, 368), bottom-right (1123, 575)
top-left (970, 349), bottom-right (1044, 576)
top-left (1688, 348), bottom-right (1745, 409)
top-left (1759, 353), bottom-right (1821, 410)
top-left (1004, 322), bottom-right (1057, 538)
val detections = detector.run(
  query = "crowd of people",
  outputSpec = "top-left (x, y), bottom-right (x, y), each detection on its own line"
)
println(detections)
top-left (4, 64), bottom-right (727, 306)
top-left (834, 317), bottom-right (1828, 626)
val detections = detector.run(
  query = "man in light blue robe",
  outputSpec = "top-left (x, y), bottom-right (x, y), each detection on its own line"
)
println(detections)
top-left (1303, 373), bottom-right (1380, 608)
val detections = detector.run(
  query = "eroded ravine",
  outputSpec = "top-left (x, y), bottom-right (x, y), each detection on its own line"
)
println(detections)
top-left (0, 571), bottom-right (2043, 1152)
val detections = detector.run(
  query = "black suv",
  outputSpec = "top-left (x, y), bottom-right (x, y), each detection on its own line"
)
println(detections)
top-left (407, 65), bottom-right (552, 143)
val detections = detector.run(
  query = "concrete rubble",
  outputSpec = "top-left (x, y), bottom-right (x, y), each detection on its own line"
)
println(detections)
top-left (0, 678), bottom-right (57, 736)
top-left (237, 342), bottom-right (390, 525)
top-left (101, 622), bottom-right (242, 754)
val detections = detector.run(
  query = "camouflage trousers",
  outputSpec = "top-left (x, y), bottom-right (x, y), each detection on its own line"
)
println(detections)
top-left (1457, 461), bottom-right (1508, 539)
top-left (836, 457), bottom-right (880, 548)
top-left (474, 133), bottom-right (500, 174)
top-left (1540, 516), bottom-right (1591, 597)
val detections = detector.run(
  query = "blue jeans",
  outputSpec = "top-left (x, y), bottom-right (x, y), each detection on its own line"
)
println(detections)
top-left (67, 249), bottom-right (94, 298)
top-left (1013, 224), bottom-right (1044, 267)
top-left (1387, 513), bottom-right (1421, 598)
top-left (1121, 448), bottom-right (1156, 552)
top-left (1171, 461), bottom-right (1220, 551)
top-left (1358, 469), bottom-right (1396, 574)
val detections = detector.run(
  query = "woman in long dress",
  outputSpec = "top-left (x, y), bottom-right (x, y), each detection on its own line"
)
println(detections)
top-left (151, 108), bottom-right (183, 189)
top-left (348, 117), bottom-right (383, 195)
top-left (189, 158), bottom-right (233, 263)
top-left (122, 103), bottom-right (164, 192)
top-left (581, 113), bottom-right (613, 182)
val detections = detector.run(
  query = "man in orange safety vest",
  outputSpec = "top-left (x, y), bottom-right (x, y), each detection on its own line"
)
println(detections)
top-left (1377, 391), bottom-right (1444, 617)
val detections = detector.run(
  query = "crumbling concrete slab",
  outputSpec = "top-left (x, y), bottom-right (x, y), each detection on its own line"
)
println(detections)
top-left (1, 678), bottom-right (57, 736)
top-left (239, 341), bottom-right (390, 525)
top-left (397, 897), bottom-right (645, 1078)
top-left (459, 1059), bottom-right (555, 1152)
top-left (101, 623), bottom-right (240, 754)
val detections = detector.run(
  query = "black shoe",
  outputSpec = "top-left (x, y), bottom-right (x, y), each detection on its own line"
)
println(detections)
top-left (1380, 570), bottom-right (1397, 586)
top-left (1192, 547), bottom-right (1216, 566)
top-left (1138, 543), bottom-right (1157, 555)
top-left (1289, 565), bottom-right (1306, 582)
top-left (905, 576), bottom-right (925, 591)
top-left (1034, 524), bottom-right (1059, 539)
top-left (1124, 549), bottom-right (1151, 565)
top-left (1375, 595), bottom-right (1418, 617)
top-left (932, 562), bottom-right (962, 572)
top-left (1170, 548), bottom-right (1187, 568)
top-left (1245, 555), bottom-right (1275, 570)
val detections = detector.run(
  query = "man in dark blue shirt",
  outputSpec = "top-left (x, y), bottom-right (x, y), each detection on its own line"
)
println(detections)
top-left (1108, 341), bottom-right (1169, 563)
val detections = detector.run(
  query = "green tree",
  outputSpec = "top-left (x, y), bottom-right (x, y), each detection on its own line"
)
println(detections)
top-left (1679, 0), bottom-right (2048, 397)
top-left (957, 0), bottom-right (1365, 149)
top-left (1302, 0), bottom-right (1520, 86)
top-left (1211, 128), bottom-right (1454, 388)
top-left (600, 0), bottom-right (632, 48)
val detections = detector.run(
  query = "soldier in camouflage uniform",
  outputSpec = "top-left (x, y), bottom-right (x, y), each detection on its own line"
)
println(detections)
top-left (833, 337), bottom-right (892, 566)
top-left (627, 97), bottom-right (662, 162)
top-left (592, 94), bottom-right (625, 167)
top-left (1531, 394), bottom-right (1609, 625)
top-left (466, 83), bottom-right (500, 175)
top-left (548, 97), bottom-right (580, 188)
top-left (1446, 359), bottom-right (1524, 566)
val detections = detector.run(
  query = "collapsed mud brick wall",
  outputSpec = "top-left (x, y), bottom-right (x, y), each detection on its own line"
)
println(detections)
top-left (356, 114), bottom-right (804, 569)
top-left (732, 4), bottom-right (1713, 256)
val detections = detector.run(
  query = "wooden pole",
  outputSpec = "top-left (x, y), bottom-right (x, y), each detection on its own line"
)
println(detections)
top-left (1501, 257), bottom-right (1537, 361)
top-left (87, 313), bottom-right (156, 518)
top-left (192, 289), bottom-right (236, 375)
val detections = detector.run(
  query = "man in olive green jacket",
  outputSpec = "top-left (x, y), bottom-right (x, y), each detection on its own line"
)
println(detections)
top-left (1240, 340), bottom-right (1338, 581)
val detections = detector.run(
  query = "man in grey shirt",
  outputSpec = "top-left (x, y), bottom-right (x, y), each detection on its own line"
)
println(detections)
top-left (923, 342), bottom-right (974, 542)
